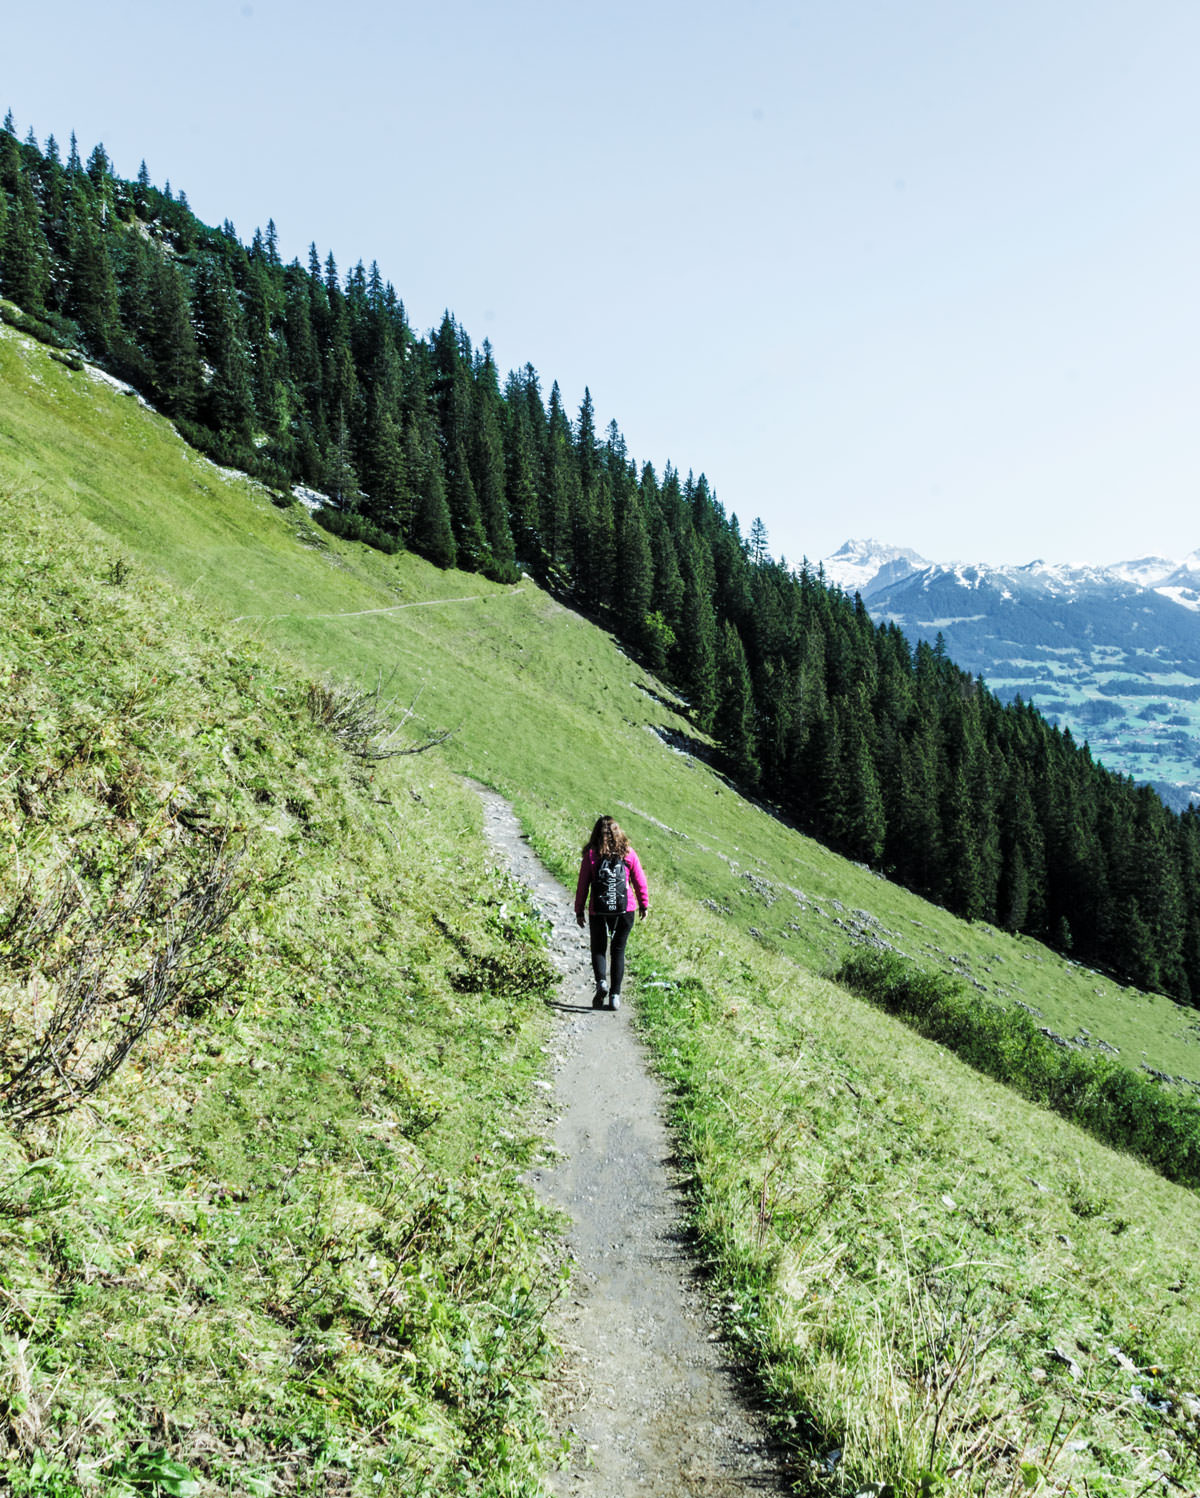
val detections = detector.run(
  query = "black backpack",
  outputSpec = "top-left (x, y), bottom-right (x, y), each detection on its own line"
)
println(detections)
top-left (592, 854), bottom-right (629, 914)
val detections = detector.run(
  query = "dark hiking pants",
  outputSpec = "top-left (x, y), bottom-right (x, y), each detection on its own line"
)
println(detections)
top-left (589, 908), bottom-right (636, 993)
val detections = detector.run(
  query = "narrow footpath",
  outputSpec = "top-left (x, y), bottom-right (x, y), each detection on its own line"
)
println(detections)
top-left (477, 789), bottom-right (789, 1496)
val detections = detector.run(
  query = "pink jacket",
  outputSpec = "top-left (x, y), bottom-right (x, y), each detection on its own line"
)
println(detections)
top-left (575, 846), bottom-right (649, 918)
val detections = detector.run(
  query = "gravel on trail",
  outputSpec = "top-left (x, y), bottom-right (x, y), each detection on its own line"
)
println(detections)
top-left (477, 789), bottom-right (791, 1497)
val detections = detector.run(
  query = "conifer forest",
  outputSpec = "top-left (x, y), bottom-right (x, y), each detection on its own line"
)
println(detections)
top-left (4, 117), bottom-right (1200, 1005)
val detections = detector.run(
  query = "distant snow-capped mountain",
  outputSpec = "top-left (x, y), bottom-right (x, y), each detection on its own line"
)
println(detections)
top-left (820, 539), bottom-right (1200, 808)
top-left (822, 540), bottom-right (1200, 614)
top-left (819, 539), bottom-right (930, 597)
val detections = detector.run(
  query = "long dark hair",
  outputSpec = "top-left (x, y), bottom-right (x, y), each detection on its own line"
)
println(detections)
top-left (585, 815), bottom-right (630, 859)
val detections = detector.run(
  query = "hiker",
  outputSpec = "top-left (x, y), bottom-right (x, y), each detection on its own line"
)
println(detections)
top-left (574, 814), bottom-right (649, 1011)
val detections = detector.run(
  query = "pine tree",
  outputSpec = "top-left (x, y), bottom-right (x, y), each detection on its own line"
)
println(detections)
top-left (358, 335), bottom-right (406, 533)
top-left (644, 466), bottom-right (684, 630)
top-left (37, 134), bottom-right (70, 267)
top-left (675, 537), bottom-right (719, 732)
top-left (501, 369), bottom-right (541, 565)
top-left (542, 383), bottom-right (576, 586)
top-left (1, 173), bottom-right (47, 312)
top-left (715, 621), bottom-right (760, 784)
top-left (575, 386), bottom-right (598, 489)
top-left (0, 129), bottom-right (21, 200)
top-left (243, 254), bottom-right (288, 443)
top-left (615, 492), bottom-right (654, 645)
top-left (430, 311), bottom-right (472, 458)
top-left (995, 769), bottom-right (1046, 934)
top-left (283, 262), bottom-right (321, 411)
top-left (446, 440), bottom-right (487, 569)
top-left (832, 686), bottom-right (885, 863)
top-left (572, 468), bottom-right (614, 611)
top-left (470, 344), bottom-right (515, 579)
top-left (406, 420), bottom-right (456, 568)
top-left (145, 254), bottom-right (201, 416)
top-left (888, 723), bottom-right (942, 894)
top-left (940, 760), bottom-right (986, 920)
top-left (135, 159), bottom-right (151, 215)
top-left (85, 142), bottom-right (114, 225)
top-left (195, 256), bottom-right (256, 437)
top-left (324, 412), bottom-right (359, 508)
top-left (67, 209), bottom-right (119, 352)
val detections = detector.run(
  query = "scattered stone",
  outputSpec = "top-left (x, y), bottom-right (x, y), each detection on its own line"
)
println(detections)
top-left (1141, 1063), bottom-right (1200, 1094)
top-left (740, 871), bottom-right (778, 904)
top-left (1049, 1348), bottom-right (1083, 1379)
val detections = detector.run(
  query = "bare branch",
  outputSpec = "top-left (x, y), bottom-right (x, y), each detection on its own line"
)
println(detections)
top-left (306, 672), bottom-right (456, 760)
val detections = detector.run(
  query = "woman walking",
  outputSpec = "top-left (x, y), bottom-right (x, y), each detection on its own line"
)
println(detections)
top-left (574, 815), bottom-right (649, 1011)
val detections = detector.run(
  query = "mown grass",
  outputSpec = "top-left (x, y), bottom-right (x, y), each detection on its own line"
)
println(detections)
top-left (3, 321), bottom-right (1200, 1494)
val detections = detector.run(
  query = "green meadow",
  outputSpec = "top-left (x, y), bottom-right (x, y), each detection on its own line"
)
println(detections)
top-left (2, 319), bottom-right (1199, 1494)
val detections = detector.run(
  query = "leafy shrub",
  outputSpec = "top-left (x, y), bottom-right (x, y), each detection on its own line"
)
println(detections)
top-left (171, 416), bottom-right (257, 474)
top-left (312, 505), bottom-right (401, 555)
top-left (0, 305), bottom-right (72, 350)
top-left (835, 948), bottom-right (1200, 1188)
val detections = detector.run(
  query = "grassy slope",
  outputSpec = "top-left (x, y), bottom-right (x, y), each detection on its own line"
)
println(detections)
top-left (2, 322), bottom-right (1199, 1495)
top-left (1, 339), bottom-right (566, 1496)
top-left (3, 322), bottom-right (1195, 1089)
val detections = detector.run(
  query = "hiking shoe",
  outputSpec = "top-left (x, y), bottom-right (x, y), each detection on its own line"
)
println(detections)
top-left (592, 981), bottom-right (607, 1008)
top-left (608, 992), bottom-right (621, 1011)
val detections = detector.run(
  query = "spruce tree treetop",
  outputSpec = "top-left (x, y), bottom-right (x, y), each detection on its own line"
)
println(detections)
top-left (86, 143), bottom-right (110, 187)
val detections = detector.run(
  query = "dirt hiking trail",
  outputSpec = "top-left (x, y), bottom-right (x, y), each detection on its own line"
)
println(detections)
top-left (477, 790), bottom-right (790, 1496)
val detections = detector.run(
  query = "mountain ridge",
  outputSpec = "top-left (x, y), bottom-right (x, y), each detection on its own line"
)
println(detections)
top-left (822, 538), bottom-right (1200, 807)
top-left (822, 536), bottom-right (1200, 609)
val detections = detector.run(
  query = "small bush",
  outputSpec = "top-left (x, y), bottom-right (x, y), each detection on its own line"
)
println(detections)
top-left (0, 304), bottom-right (72, 350)
top-left (306, 673), bottom-right (453, 761)
top-left (172, 416), bottom-right (258, 475)
top-left (835, 948), bottom-right (1200, 1188)
top-left (312, 505), bottom-right (402, 555)
top-left (0, 838), bottom-right (250, 1123)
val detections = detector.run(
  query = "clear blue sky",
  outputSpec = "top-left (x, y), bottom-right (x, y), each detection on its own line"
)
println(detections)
top-left (6, 1), bottom-right (1199, 567)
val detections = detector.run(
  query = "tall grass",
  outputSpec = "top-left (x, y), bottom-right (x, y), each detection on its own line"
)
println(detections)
top-left (631, 921), bottom-right (1200, 1495)
top-left (0, 494), bottom-right (565, 1494)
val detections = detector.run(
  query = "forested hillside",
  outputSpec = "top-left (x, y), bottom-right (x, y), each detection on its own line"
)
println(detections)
top-left (4, 113), bottom-right (1200, 1002)
top-left (4, 277), bottom-right (1200, 1498)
